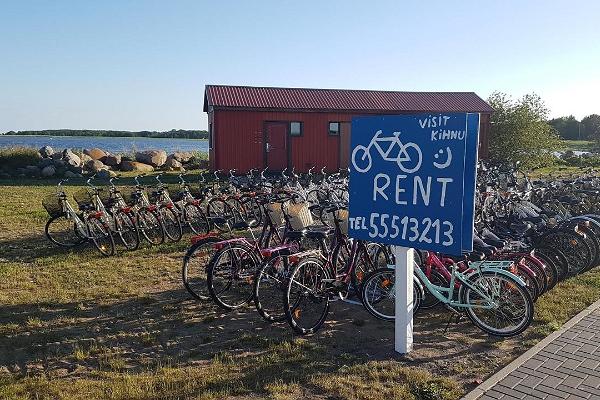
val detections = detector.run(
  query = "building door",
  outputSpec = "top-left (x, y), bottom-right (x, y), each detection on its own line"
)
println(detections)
top-left (265, 122), bottom-right (288, 170)
top-left (339, 122), bottom-right (351, 169)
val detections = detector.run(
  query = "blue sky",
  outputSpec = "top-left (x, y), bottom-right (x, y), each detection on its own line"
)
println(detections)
top-left (1, 0), bottom-right (599, 131)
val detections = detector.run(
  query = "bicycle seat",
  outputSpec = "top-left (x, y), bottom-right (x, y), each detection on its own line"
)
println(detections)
top-left (473, 244), bottom-right (495, 257)
top-left (284, 229), bottom-right (308, 240)
top-left (467, 252), bottom-right (486, 261)
top-left (305, 228), bottom-right (333, 240)
top-left (231, 220), bottom-right (255, 230)
top-left (483, 237), bottom-right (506, 249)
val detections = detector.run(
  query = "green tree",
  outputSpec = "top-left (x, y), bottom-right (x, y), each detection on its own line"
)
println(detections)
top-left (488, 92), bottom-right (563, 169)
top-left (582, 114), bottom-right (600, 142)
top-left (548, 115), bottom-right (581, 140)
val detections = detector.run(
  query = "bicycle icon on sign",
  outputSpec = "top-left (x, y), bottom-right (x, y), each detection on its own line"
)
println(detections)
top-left (351, 130), bottom-right (423, 174)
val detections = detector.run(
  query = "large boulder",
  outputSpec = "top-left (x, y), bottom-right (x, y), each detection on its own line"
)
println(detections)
top-left (62, 149), bottom-right (81, 167)
top-left (97, 169), bottom-right (117, 180)
top-left (164, 158), bottom-right (182, 170)
top-left (85, 159), bottom-right (105, 173)
top-left (24, 165), bottom-right (40, 177)
top-left (64, 170), bottom-right (77, 179)
top-left (53, 159), bottom-right (67, 169)
top-left (41, 165), bottom-right (56, 177)
top-left (103, 154), bottom-right (121, 167)
top-left (51, 152), bottom-right (63, 160)
top-left (135, 150), bottom-right (167, 167)
top-left (84, 148), bottom-right (107, 160)
top-left (121, 160), bottom-right (154, 172)
top-left (38, 158), bottom-right (54, 169)
top-left (39, 146), bottom-right (54, 158)
top-left (170, 151), bottom-right (194, 163)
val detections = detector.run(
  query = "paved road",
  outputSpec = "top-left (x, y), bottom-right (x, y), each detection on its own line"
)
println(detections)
top-left (464, 300), bottom-right (600, 400)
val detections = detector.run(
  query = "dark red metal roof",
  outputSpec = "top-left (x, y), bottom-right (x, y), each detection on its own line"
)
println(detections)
top-left (204, 85), bottom-right (493, 113)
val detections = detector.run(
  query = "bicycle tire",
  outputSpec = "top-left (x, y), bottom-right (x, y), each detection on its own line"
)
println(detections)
top-left (182, 235), bottom-right (223, 301)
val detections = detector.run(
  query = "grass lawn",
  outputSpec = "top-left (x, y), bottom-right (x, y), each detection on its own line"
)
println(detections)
top-left (562, 140), bottom-right (597, 152)
top-left (2, 174), bottom-right (600, 399)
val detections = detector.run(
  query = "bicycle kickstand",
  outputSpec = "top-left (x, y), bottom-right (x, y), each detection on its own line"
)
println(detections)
top-left (443, 305), bottom-right (462, 333)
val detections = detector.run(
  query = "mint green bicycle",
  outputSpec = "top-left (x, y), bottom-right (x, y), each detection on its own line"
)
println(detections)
top-left (360, 257), bottom-right (534, 337)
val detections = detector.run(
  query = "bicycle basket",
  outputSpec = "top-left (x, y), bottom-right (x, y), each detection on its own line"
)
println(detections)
top-left (265, 202), bottom-right (285, 226)
top-left (335, 209), bottom-right (349, 235)
top-left (287, 202), bottom-right (313, 230)
top-left (73, 189), bottom-right (93, 207)
top-left (42, 194), bottom-right (64, 218)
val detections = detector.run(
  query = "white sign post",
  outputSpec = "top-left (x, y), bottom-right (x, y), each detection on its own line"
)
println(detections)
top-left (393, 246), bottom-right (413, 354)
top-left (348, 113), bottom-right (480, 356)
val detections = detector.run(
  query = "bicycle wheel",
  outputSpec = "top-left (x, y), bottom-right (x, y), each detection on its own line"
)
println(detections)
top-left (535, 246), bottom-right (569, 282)
top-left (183, 203), bottom-right (210, 235)
top-left (239, 194), bottom-right (262, 227)
top-left (532, 251), bottom-right (559, 290)
top-left (349, 242), bottom-right (377, 299)
top-left (114, 210), bottom-right (140, 250)
top-left (137, 208), bottom-right (164, 245)
top-left (182, 235), bottom-right (222, 301)
top-left (462, 271), bottom-right (534, 337)
top-left (207, 198), bottom-right (235, 231)
top-left (87, 216), bottom-right (115, 256)
top-left (360, 268), bottom-right (422, 322)
top-left (206, 243), bottom-right (259, 310)
top-left (284, 256), bottom-right (330, 334)
top-left (45, 214), bottom-right (86, 247)
top-left (253, 256), bottom-right (291, 323)
top-left (419, 269), bottom-right (448, 309)
top-left (160, 206), bottom-right (183, 242)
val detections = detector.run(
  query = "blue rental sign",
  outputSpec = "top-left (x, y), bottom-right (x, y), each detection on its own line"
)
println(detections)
top-left (348, 113), bottom-right (480, 255)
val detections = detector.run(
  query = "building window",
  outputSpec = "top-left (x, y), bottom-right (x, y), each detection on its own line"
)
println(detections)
top-left (329, 122), bottom-right (340, 136)
top-left (208, 122), bottom-right (213, 149)
top-left (290, 121), bottom-right (302, 136)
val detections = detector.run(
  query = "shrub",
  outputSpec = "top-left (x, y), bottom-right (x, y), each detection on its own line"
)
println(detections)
top-left (0, 146), bottom-right (41, 170)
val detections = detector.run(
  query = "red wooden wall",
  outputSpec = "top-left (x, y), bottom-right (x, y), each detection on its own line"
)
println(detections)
top-left (209, 109), bottom-right (491, 172)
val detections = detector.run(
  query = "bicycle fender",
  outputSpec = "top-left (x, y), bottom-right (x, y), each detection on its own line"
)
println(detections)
top-left (463, 267), bottom-right (528, 288)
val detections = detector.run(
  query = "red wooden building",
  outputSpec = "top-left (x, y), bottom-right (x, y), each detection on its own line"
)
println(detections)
top-left (203, 85), bottom-right (493, 172)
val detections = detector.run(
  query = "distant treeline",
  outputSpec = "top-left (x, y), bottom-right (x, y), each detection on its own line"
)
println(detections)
top-left (2, 129), bottom-right (208, 139)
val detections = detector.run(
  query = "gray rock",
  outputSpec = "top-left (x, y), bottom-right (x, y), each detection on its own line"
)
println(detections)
top-left (68, 166), bottom-right (84, 174)
top-left (170, 151), bottom-right (194, 163)
top-left (164, 158), bottom-right (182, 170)
top-left (39, 146), bottom-right (54, 158)
top-left (85, 159), bottom-right (105, 173)
top-left (64, 170), bottom-right (77, 178)
top-left (97, 169), bottom-right (117, 180)
top-left (0, 172), bottom-right (11, 180)
top-left (41, 165), bottom-right (56, 177)
top-left (53, 159), bottom-right (67, 168)
top-left (38, 158), bottom-right (54, 169)
top-left (103, 154), bottom-right (121, 167)
top-left (120, 160), bottom-right (154, 172)
top-left (25, 165), bottom-right (40, 177)
top-left (51, 152), bottom-right (63, 160)
top-left (135, 150), bottom-right (167, 167)
top-left (62, 149), bottom-right (81, 167)
top-left (84, 148), bottom-right (107, 160)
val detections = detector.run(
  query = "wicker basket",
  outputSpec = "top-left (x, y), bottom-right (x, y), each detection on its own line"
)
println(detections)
top-left (265, 202), bottom-right (285, 226)
top-left (335, 209), bottom-right (349, 235)
top-left (42, 194), bottom-right (64, 218)
top-left (287, 203), bottom-right (313, 230)
top-left (73, 189), bottom-right (93, 207)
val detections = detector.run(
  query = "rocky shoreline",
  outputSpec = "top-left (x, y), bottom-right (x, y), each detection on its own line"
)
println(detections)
top-left (5, 146), bottom-right (209, 179)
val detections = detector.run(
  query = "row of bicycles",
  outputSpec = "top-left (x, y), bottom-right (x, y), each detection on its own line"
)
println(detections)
top-left (41, 167), bottom-right (344, 256)
top-left (180, 162), bottom-right (600, 338)
top-left (42, 162), bottom-right (600, 337)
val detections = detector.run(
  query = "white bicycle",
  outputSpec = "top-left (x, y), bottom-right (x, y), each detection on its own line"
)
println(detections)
top-left (351, 130), bottom-right (422, 174)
